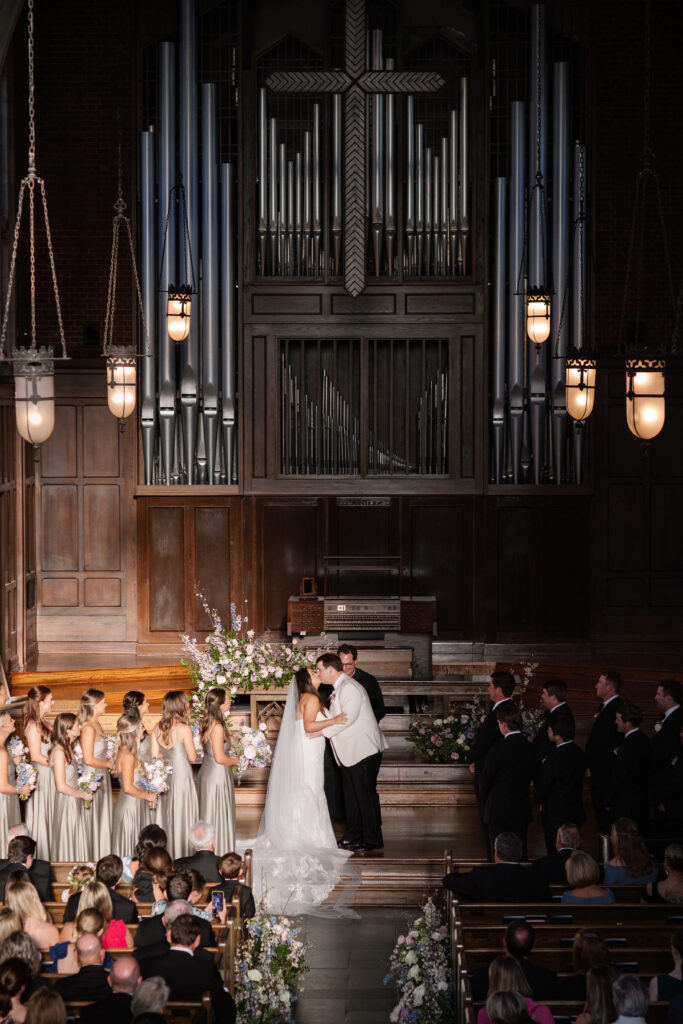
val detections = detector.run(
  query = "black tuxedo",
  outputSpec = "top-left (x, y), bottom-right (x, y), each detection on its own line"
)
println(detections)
top-left (534, 741), bottom-right (587, 853)
top-left (443, 862), bottom-right (551, 901)
top-left (533, 703), bottom-right (575, 765)
top-left (175, 849), bottom-right (222, 881)
top-left (140, 947), bottom-right (236, 1024)
top-left (134, 910), bottom-right (215, 949)
top-left (605, 728), bottom-right (651, 829)
top-left (659, 754), bottom-right (683, 825)
top-left (54, 964), bottom-right (111, 1002)
top-left (651, 706), bottom-right (683, 801)
top-left (134, 938), bottom-right (215, 963)
top-left (479, 731), bottom-right (535, 858)
top-left (470, 956), bottom-right (558, 1002)
top-left (467, 698), bottom-right (513, 856)
top-left (216, 879), bottom-right (256, 920)
top-left (531, 848), bottom-right (574, 886)
top-left (352, 667), bottom-right (386, 722)
top-left (585, 696), bottom-right (623, 833)
top-left (64, 885), bottom-right (138, 925)
top-left (0, 859), bottom-right (52, 902)
top-left (79, 992), bottom-right (133, 1024)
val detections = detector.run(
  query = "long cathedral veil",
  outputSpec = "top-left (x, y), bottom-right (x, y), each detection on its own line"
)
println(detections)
top-left (240, 682), bottom-right (359, 917)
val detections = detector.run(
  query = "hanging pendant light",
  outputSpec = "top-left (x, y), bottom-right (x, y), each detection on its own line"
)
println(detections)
top-left (625, 357), bottom-right (665, 439)
top-left (166, 285), bottom-right (192, 342)
top-left (102, 131), bottom-right (149, 424)
top-left (159, 179), bottom-right (195, 343)
top-left (565, 352), bottom-right (596, 422)
top-left (563, 147), bottom-right (596, 424)
top-left (0, 0), bottom-right (68, 447)
top-left (525, 4), bottom-right (552, 348)
top-left (527, 292), bottom-right (551, 345)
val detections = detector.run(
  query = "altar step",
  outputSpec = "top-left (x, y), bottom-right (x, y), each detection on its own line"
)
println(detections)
top-left (323, 856), bottom-right (446, 907)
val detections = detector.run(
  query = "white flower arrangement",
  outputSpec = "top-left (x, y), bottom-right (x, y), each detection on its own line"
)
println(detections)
top-left (231, 723), bottom-right (272, 783)
top-left (385, 898), bottom-right (451, 1023)
top-left (234, 910), bottom-right (309, 1023)
top-left (137, 757), bottom-right (174, 809)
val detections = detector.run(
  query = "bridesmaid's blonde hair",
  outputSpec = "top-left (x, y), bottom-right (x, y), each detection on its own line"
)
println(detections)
top-left (115, 712), bottom-right (141, 767)
top-left (78, 881), bottom-right (113, 928)
top-left (158, 690), bottom-right (189, 745)
top-left (78, 688), bottom-right (105, 724)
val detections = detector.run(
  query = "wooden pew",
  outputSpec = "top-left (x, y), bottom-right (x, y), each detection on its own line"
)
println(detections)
top-left (466, 1001), bottom-right (669, 1024)
top-left (454, 902), bottom-right (682, 927)
top-left (61, 993), bottom-right (213, 1023)
top-left (460, 948), bottom-right (672, 974)
top-left (456, 924), bottom-right (677, 950)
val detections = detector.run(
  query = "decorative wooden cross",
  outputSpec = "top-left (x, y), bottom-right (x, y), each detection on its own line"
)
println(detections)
top-left (266, 0), bottom-right (444, 298)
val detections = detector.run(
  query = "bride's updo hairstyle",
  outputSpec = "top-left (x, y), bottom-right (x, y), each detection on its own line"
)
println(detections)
top-left (158, 690), bottom-right (190, 745)
top-left (200, 687), bottom-right (230, 743)
top-left (78, 688), bottom-right (105, 724)
top-left (295, 666), bottom-right (330, 711)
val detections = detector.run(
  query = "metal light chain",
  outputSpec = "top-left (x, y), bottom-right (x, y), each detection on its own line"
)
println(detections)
top-left (535, 5), bottom-right (543, 184)
top-left (578, 147), bottom-right (586, 346)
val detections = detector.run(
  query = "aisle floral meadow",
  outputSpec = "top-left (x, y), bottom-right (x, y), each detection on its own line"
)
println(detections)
top-left (384, 898), bottom-right (452, 1023)
top-left (233, 909), bottom-right (309, 1024)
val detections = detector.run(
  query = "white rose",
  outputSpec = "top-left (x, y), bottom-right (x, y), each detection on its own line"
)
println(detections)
top-left (216, 674), bottom-right (226, 685)
top-left (247, 968), bottom-right (262, 982)
top-left (280, 992), bottom-right (291, 1004)
top-left (259, 722), bottom-right (268, 731)
top-left (408, 965), bottom-right (420, 980)
top-left (437, 980), bottom-right (448, 991)
top-left (413, 984), bottom-right (425, 998)
top-left (244, 745), bottom-right (257, 759)
top-left (433, 718), bottom-right (443, 727)
top-left (405, 951), bottom-right (417, 965)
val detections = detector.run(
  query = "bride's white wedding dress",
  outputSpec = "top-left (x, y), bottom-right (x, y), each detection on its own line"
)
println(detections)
top-left (239, 685), bottom-right (359, 917)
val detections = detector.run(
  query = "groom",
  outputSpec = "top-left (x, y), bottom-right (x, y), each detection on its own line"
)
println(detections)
top-left (316, 653), bottom-right (388, 853)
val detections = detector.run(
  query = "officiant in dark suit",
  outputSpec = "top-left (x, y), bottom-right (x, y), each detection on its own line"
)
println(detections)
top-left (466, 671), bottom-right (515, 857)
top-left (534, 712), bottom-right (586, 854)
top-left (479, 703), bottom-right (535, 859)
top-left (585, 671), bottom-right (623, 834)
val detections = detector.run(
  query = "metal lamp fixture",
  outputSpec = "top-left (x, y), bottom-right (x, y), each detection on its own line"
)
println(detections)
top-left (625, 357), bottom-right (665, 440)
top-left (102, 130), bottom-right (149, 422)
top-left (564, 144), bottom-right (596, 424)
top-left (565, 352), bottom-right (596, 422)
top-left (525, 5), bottom-right (552, 347)
top-left (159, 178), bottom-right (195, 343)
top-left (0, 0), bottom-right (67, 446)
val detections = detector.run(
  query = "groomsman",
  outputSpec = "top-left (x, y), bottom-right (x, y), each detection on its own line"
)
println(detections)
top-left (651, 679), bottom-right (683, 807)
top-left (533, 679), bottom-right (574, 766)
top-left (466, 672), bottom-right (516, 857)
top-left (479, 704), bottom-right (535, 859)
top-left (585, 671), bottom-right (623, 835)
top-left (604, 702), bottom-right (651, 831)
top-left (337, 644), bottom-right (386, 722)
top-left (534, 712), bottom-right (586, 854)
top-left (657, 723), bottom-right (683, 836)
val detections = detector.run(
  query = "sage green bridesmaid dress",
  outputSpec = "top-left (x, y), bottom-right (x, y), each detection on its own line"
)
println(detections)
top-left (157, 737), bottom-right (199, 859)
top-left (112, 768), bottom-right (152, 857)
top-left (51, 759), bottom-right (89, 861)
top-left (26, 737), bottom-right (55, 861)
top-left (87, 732), bottom-right (113, 860)
top-left (197, 735), bottom-right (236, 855)
top-left (0, 754), bottom-right (21, 855)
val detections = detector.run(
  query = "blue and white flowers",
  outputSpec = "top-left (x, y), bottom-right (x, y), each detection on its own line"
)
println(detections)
top-left (385, 899), bottom-right (451, 1023)
top-left (234, 910), bottom-right (309, 1024)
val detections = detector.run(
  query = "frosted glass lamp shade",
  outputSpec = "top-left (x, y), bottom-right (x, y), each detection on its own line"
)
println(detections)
top-left (526, 293), bottom-right (551, 345)
top-left (14, 366), bottom-right (55, 444)
top-left (566, 355), bottom-right (597, 421)
top-left (167, 287), bottom-right (192, 342)
top-left (625, 358), bottom-right (666, 440)
top-left (106, 355), bottom-right (137, 419)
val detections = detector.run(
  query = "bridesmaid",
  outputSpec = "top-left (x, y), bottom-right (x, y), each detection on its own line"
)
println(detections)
top-left (112, 713), bottom-right (156, 856)
top-left (0, 713), bottom-right (23, 852)
top-left (22, 685), bottom-right (55, 860)
top-left (79, 689), bottom-right (114, 860)
top-left (123, 691), bottom-right (151, 760)
top-left (197, 688), bottom-right (238, 855)
top-left (151, 691), bottom-right (198, 859)
top-left (50, 713), bottom-right (90, 861)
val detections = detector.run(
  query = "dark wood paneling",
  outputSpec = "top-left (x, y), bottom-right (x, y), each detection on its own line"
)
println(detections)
top-left (496, 506), bottom-right (535, 635)
top-left (408, 502), bottom-right (470, 637)
top-left (148, 507), bottom-right (185, 632)
top-left (40, 406), bottom-right (77, 478)
top-left (252, 293), bottom-right (321, 315)
top-left (82, 406), bottom-right (120, 477)
top-left (194, 507), bottom-right (231, 631)
top-left (331, 294), bottom-right (395, 315)
top-left (41, 485), bottom-right (78, 571)
top-left (651, 484), bottom-right (683, 572)
top-left (83, 484), bottom-right (120, 571)
top-left (607, 484), bottom-right (644, 572)
top-left (406, 293), bottom-right (476, 315)
top-left (262, 501), bottom-right (319, 631)
top-left (84, 578), bottom-right (121, 607)
top-left (331, 499), bottom-right (397, 597)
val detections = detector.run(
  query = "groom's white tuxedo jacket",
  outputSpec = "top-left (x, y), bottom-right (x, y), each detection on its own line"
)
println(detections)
top-left (321, 673), bottom-right (388, 767)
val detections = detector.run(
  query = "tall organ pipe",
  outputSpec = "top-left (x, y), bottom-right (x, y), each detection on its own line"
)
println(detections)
top-left (508, 101), bottom-right (526, 484)
top-left (312, 104), bottom-right (322, 276)
top-left (572, 142), bottom-right (587, 484)
top-left (332, 94), bottom-right (342, 274)
top-left (269, 117), bottom-right (277, 273)
top-left (201, 83), bottom-right (220, 485)
top-left (528, 5), bottom-right (547, 484)
top-left (449, 109), bottom-right (459, 276)
top-left (140, 129), bottom-right (156, 485)
top-left (492, 178), bottom-right (507, 484)
top-left (157, 41), bottom-right (177, 486)
top-left (258, 88), bottom-right (267, 273)
top-left (459, 77), bottom-right (469, 274)
top-left (406, 96), bottom-right (415, 273)
top-left (371, 30), bottom-right (384, 276)
top-left (179, 0), bottom-right (199, 483)
top-left (415, 123), bottom-right (424, 274)
top-left (221, 163), bottom-right (236, 484)
top-left (385, 59), bottom-right (396, 276)
top-left (551, 62), bottom-right (570, 482)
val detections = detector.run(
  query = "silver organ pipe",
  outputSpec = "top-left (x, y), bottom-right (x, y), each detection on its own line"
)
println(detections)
top-left (268, 117), bottom-right (277, 274)
top-left (371, 29), bottom-right (384, 276)
top-left (528, 3), bottom-right (547, 485)
top-left (508, 101), bottom-right (526, 484)
top-left (385, 59), bottom-right (396, 277)
top-left (312, 104), bottom-right (322, 276)
top-left (201, 82), bottom-right (219, 485)
top-left (432, 152), bottom-right (440, 276)
top-left (157, 41), bottom-right (177, 486)
top-left (295, 151), bottom-right (303, 275)
top-left (492, 178), bottom-right (508, 485)
top-left (415, 122), bottom-right (424, 275)
top-left (424, 146), bottom-right (432, 279)
top-left (449, 109), bottom-right (459, 277)
top-left (440, 136), bottom-right (448, 275)
top-left (572, 142), bottom-right (587, 484)
top-left (551, 62), bottom-right (570, 482)
top-left (179, 0), bottom-right (199, 484)
top-left (405, 96), bottom-right (415, 274)
top-left (303, 130), bottom-right (312, 276)
top-left (140, 129), bottom-right (156, 485)
top-left (332, 94), bottom-right (343, 275)
top-left (258, 88), bottom-right (267, 275)
top-left (279, 142), bottom-right (287, 277)
top-left (458, 76), bottom-right (469, 274)
top-left (287, 159), bottom-right (294, 277)
top-left (221, 162), bottom-right (236, 484)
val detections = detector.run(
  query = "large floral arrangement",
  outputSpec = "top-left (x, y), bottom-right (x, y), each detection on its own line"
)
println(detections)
top-left (232, 723), bottom-right (272, 783)
top-left (385, 898), bottom-right (451, 1023)
top-left (181, 596), bottom-right (320, 720)
top-left (233, 910), bottom-right (309, 1024)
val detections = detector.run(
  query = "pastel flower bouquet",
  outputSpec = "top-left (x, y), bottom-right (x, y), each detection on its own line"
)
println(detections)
top-left (231, 724), bottom-right (272, 784)
top-left (138, 757), bottom-right (174, 809)
top-left (15, 760), bottom-right (37, 800)
top-left (385, 898), bottom-right (452, 1023)
top-left (234, 910), bottom-right (309, 1024)
top-left (407, 694), bottom-right (487, 764)
top-left (77, 765), bottom-right (104, 809)
top-left (7, 735), bottom-right (27, 760)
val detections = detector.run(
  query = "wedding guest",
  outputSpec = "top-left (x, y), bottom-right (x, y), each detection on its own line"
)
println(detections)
top-left (130, 977), bottom-right (169, 1019)
top-left (485, 992), bottom-right (534, 1024)
top-left (53, 934), bottom-right (109, 1002)
top-left (0, 717), bottom-right (24, 857)
top-left (532, 823), bottom-right (581, 885)
top-left (4, 876), bottom-right (60, 949)
top-left (124, 825), bottom-right (167, 885)
top-left (196, 689), bottom-right (238, 855)
top-left (122, 691), bottom-right (152, 760)
top-left (652, 680), bottom-right (683, 806)
top-left (562, 852), bottom-right (614, 904)
top-left (612, 975), bottom-right (648, 1024)
top-left (0, 932), bottom-right (45, 1002)
top-left (533, 679), bottom-right (574, 765)
top-left (443, 832), bottom-right (551, 902)
top-left (215, 852), bottom-right (256, 921)
top-left (51, 908), bottom-right (107, 975)
top-left (466, 672), bottom-right (515, 857)
top-left (534, 712), bottom-right (586, 854)
top-left (643, 844), bottom-right (683, 903)
top-left (175, 821), bottom-right (222, 882)
top-left (151, 692), bottom-right (199, 859)
top-left (575, 965), bottom-right (618, 1024)
top-left (604, 818), bottom-right (658, 885)
top-left (479, 705), bottom-right (535, 859)
top-left (649, 930), bottom-right (683, 1003)
top-left (133, 899), bottom-right (214, 956)
top-left (470, 921), bottom-right (558, 1002)
top-left (22, 687), bottom-right (55, 861)
top-left (0, 838), bottom-right (51, 902)
top-left (476, 957), bottom-right (554, 1024)
top-left (605, 703), bottom-right (651, 831)
top-left (0, 957), bottom-right (30, 1024)
top-left (1, 826), bottom-right (55, 897)
top-left (558, 930), bottom-right (611, 1000)
top-left (64, 855), bottom-right (138, 925)
top-left (132, 847), bottom-right (173, 903)
top-left (61, 881), bottom-right (133, 950)
top-left (586, 672), bottom-right (623, 835)
top-left (24, 989), bottom-right (66, 1024)
top-left (49, 714), bottom-right (89, 861)
top-left (112, 715), bottom-right (156, 857)
top-left (0, 912), bottom-right (21, 949)
top-left (79, 955), bottom-right (141, 1024)
top-left (149, 871), bottom-right (212, 925)
top-left (78, 689), bottom-right (114, 861)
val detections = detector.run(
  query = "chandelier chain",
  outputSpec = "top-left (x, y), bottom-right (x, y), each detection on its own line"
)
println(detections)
top-left (27, 0), bottom-right (36, 174)
top-left (579, 147), bottom-right (585, 349)
top-left (535, 5), bottom-right (543, 184)
top-left (40, 180), bottom-right (67, 358)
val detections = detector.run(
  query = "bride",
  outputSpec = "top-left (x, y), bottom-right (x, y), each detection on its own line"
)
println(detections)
top-left (240, 665), bottom-right (359, 916)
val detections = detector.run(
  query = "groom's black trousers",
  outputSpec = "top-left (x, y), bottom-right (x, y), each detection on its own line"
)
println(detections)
top-left (341, 751), bottom-right (383, 848)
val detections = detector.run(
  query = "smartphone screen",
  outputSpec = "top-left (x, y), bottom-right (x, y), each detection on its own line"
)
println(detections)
top-left (211, 890), bottom-right (225, 914)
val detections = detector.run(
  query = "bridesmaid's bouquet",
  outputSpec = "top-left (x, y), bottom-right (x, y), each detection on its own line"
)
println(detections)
top-left (77, 765), bottom-right (104, 809)
top-left (232, 724), bottom-right (272, 784)
top-left (105, 734), bottom-right (116, 765)
top-left (15, 760), bottom-right (37, 800)
top-left (7, 735), bottom-right (27, 760)
top-left (138, 757), bottom-right (174, 810)
top-left (191, 723), bottom-right (205, 762)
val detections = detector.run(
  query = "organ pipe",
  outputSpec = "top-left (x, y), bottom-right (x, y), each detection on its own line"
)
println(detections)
top-left (508, 101), bottom-right (526, 484)
top-left (385, 59), bottom-right (396, 276)
top-left (528, 5), bottom-right (547, 484)
top-left (572, 142), bottom-right (588, 483)
top-left (551, 62), bottom-right (570, 482)
top-left (492, 178), bottom-right (507, 484)
top-left (405, 96), bottom-right (415, 274)
top-left (140, 130), bottom-right (156, 485)
top-left (332, 94), bottom-right (343, 275)
top-left (179, 0), bottom-right (199, 483)
top-left (221, 163), bottom-right (236, 484)
top-left (157, 41), bottom-right (177, 486)
top-left (459, 76), bottom-right (469, 274)
top-left (371, 30), bottom-right (384, 276)
top-left (201, 83), bottom-right (219, 485)
top-left (258, 88), bottom-right (267, 274)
